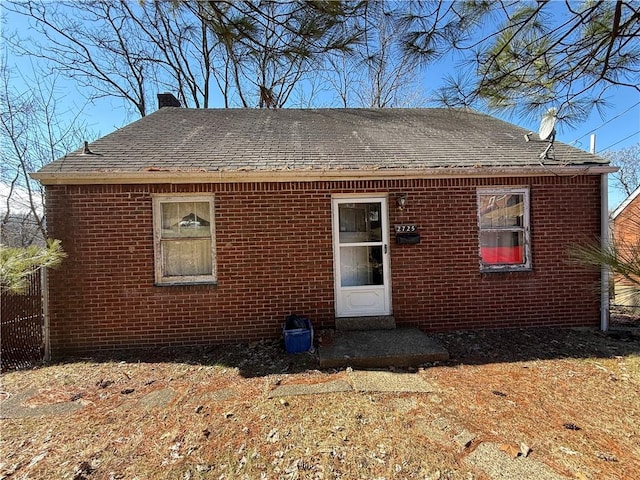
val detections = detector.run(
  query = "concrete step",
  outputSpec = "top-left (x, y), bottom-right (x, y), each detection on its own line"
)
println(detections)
top-left (318, 328), bottom-right (449, 369)
top-left (335, 315), bottom-right (396, 331)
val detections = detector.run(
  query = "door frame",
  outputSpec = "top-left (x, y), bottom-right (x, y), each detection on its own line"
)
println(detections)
top-left (331, 194), bottom-right (392, 317)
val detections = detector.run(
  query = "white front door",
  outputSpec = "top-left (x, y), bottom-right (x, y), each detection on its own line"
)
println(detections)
top-left (332, 196), bottom-right (391, 317)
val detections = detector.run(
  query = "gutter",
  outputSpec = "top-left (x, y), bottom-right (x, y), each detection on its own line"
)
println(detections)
top-left (30, 165), bottom-right (617, 186)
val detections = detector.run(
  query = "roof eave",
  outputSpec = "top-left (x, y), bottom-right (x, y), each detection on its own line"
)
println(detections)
top-left (31, 165), bottom-right (616, 186)
top-left (611, 183), bottom-right (640, 219)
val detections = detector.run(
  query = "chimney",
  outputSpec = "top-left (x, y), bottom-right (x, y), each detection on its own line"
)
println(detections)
top-left (157, 93), bottom-right (181, 109)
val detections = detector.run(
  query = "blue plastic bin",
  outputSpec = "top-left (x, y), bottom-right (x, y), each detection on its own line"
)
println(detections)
top-left (283, 316), bottom-right (313, 353)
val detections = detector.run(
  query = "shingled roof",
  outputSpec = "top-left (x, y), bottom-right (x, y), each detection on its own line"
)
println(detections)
top-left (33, 108), bottom-right (612, 184)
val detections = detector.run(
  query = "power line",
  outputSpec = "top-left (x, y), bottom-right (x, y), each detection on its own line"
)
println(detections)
top-left (571, 100), bottom-right (640, 144)
top-left (600, 131), bottom-right (640, 153)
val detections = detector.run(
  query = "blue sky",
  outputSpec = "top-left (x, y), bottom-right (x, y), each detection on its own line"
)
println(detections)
top-left (3, 4), bottom-right (639, 209)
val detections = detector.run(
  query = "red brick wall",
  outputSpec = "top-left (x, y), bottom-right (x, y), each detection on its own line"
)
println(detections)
top-left (45, 176), bottom-right (602, 356)
top-left (613, 193), bottom-right (640, 288)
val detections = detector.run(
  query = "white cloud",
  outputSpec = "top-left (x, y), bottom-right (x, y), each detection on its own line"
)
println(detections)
top-left (0, 181), bottom-right (43, 216)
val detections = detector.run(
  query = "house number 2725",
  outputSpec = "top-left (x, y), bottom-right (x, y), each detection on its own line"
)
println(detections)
top-left (395, 224), bottom-right (417, 233)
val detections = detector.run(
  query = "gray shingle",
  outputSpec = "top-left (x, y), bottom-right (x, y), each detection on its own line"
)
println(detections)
top-left (37, 108), bottom-right (608, 176)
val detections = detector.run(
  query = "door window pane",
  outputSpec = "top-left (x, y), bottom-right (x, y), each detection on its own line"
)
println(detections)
top-left (340, 245), bottom-right (383, 286)
top-left (338, 203), bottom-right (382, 243)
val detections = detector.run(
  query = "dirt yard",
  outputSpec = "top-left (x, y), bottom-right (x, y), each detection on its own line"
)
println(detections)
top-left (1, 327), bottom-right (639, 480)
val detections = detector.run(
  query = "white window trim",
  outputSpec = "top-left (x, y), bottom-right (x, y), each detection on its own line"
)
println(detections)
top-left (477, 187), bottom-right (531, 272)
top-left (152, 194), bottom-right (217, 285)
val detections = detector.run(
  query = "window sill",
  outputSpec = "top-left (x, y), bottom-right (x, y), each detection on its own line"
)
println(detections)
top-left (480, 266), bottom-right (533, 274)
top-left (154, 280), bottom-right (218, 287)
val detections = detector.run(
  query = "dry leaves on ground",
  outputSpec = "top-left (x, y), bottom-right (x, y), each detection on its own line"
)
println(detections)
top-left (1, 327), bottom-right (639, 480)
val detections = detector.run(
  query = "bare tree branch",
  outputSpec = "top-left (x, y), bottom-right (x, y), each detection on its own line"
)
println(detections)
top-left (606, 144), bottom-right (640, 197)
top-left (0, 62), bottom-right (93, 246)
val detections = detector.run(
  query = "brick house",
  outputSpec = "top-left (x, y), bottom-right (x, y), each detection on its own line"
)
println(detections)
top-left (32, 99), bottom-right (614, 356)
top-left (611, 185), bottom-right (640, 310)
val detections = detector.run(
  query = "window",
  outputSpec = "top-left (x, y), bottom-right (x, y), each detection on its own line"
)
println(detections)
top-left (152, 195), bottom-right (216, 285)
top-left (477, 188), bottom-right (530, 271)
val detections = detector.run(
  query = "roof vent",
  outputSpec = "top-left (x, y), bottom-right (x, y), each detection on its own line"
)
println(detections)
top-left (157, 93), bottom-right (181, 109)
top-left (80, 140), bottom-right (99, 155)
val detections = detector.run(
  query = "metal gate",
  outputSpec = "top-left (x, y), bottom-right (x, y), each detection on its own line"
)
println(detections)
top-left (1, 269), bottom-right (44, 371)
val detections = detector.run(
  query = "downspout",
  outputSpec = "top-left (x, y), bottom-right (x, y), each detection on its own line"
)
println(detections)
top-left (600, 170), bottom-right (610, 332)
top-left (42, 266), bottom-right (51, 361)
top-left (592, 134), bottom-right (610, 331)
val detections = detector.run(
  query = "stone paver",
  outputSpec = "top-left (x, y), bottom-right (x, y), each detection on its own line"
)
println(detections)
top-left (465, 442), bottom-right (571, 480)
top-left (138, 388), bottom-right (177, 409)
top-left (180, 388), bottom-right (239, 412)
top-left (268, 372), bottom-right (439, 397)
top-left (453, 430), bottom-right (476, 449)
top-left (0, 388), bottom-right (84, 419)
top-left (268, 380), bottom-right (352, 398)
top-left (348, 370), bottom-right (440, 393)
top-left (195, 388), bottom-right (238, 403)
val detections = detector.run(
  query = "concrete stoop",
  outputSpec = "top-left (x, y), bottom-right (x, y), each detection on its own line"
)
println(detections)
top-left (335, 315), bottom-right (396, 331)
top-left (318, 328), bottom-right (449, 369)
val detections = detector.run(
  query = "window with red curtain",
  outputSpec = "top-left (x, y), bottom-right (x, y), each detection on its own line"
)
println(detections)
top-left (477, 188), bottom-right (531, 271)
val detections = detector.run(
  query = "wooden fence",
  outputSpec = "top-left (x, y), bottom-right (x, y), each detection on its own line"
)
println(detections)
top-left (1, 270), bottom-right (44, 371)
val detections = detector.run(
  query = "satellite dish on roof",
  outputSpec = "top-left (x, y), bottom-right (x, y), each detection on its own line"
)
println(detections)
top-left (538, 108), bottom-right (557, 142)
